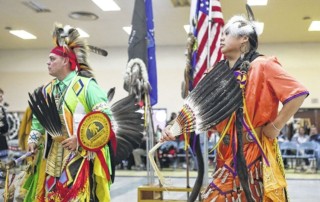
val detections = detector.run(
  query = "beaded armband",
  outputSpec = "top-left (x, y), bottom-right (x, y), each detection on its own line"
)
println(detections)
top-left (27, 130), bottom-right (42, 145)
top-left (92, 102), bottom-right (109, 111)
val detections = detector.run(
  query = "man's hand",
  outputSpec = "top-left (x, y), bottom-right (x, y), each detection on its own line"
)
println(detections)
top-left (28, 143), bottom-right (38, 155)
top-left (160, 125), bottom-right (176, 142)
top-left (61, 135), bottom-right (78, 151)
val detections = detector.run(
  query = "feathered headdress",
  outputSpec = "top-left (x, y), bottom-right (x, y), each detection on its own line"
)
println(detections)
top-left (224, 5), bottom-right (263, 37)
top-left (223, 5), bottom-right (261, 52)
top-left (51, 23), bottom-right (108, 72)
top-left (52, 23), bottom-right (91, 71)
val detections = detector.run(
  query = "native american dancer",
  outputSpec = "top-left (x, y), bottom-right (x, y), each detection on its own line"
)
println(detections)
top-left (20, 24), bottom-right (144, 202)
top-left (154, 5), bottom-right (309, 202)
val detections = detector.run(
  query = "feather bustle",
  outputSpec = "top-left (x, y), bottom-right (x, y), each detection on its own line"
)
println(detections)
top-left (107, 87), bottom-right (115, 102)
top-left (189, 64), bottom-right (230, 106)
top-left (109, 92), bottom-right (144, 165)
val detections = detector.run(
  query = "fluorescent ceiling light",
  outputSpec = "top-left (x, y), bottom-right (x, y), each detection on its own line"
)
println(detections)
top-left (308, 21), bottom-right (320, 31)
top-left (183, 25), bottom-right (190, 33)
top-left (77, 28), bottom-right (90, 38)
top-left (247, 0), bottom-right (268, 6)
top-left (92, 0), bottom-right (121, 11)
top-left (9, 30), bottom-right (37, 39)
top-left (123, 26), bottom-right (132, 35)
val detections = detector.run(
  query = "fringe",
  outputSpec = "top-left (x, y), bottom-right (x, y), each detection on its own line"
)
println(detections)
top-left (52, 159), bottom-right (90, 202)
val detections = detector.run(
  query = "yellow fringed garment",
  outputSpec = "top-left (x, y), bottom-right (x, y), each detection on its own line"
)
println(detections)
top-left (18, 106), bottom-right (33, 151)
top-left (261, 135), bottom-right (287, 201)
top-left (94, 146), bottom-right (111, 201)
top-left (35, 158), bottom-right (47, 201)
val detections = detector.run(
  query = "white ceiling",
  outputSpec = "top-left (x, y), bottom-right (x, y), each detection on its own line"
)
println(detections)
top-left (0, 0), bottom-right (320, 50)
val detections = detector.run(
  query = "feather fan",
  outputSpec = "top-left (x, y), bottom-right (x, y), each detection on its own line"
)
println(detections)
top-left (28, 91), bottom-right (64, 142)
top-left (149, 61), bottom-right (243, 186)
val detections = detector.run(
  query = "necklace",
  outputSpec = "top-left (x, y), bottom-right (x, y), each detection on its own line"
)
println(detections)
top-left (54, 83), bottom-right (68, 111)
top-left (53, 75), bottom-right (78, 112)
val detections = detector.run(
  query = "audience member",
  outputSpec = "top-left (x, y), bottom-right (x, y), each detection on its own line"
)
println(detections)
top-left (278, 130), bottom-right (290, 169)
top-left (309, 125), bottom-right (320, 144)
top-left (291, 127), bottom-right (310, 170)
top-left (155, 125), bottom-right (162, 142)
top-left (121, 153), bottom-right (135, 170)
top-left (0, 88), bottom-right (9, 188)
top-left (278, 130), bottom-right (289, 143)
top-left (166, 112), bottom-right (177, 126)
top-left (291, 127), bottom-right (309, 144)
top-left (309, 125), bottom-right (320, 170)
top-left (132, 136), bottom-right (147, 170)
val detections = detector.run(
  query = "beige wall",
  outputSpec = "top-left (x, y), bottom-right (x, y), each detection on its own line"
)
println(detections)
top-left (0, 43), bottom-right (319, 116)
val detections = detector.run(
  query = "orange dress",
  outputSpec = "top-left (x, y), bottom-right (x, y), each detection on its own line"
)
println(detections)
top-left (202, 56), bottom-right (309, 202)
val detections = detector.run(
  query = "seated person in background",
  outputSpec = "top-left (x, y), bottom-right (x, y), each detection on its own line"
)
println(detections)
top-left (132, 136), bottom-right (147, 170)
top-left (278, 131), bottom-right (289, 143)
top-left (155, 125), bottom-right (162, 142)
top-left (277, 131), bottom-right (290, 169)
top-left (309, 125), bottom-right (320, 144)
top-left (166, 112), bottom-right (177, 126)
top-left (309, 125), bottom-right (320, 170)
top-left (291, 127), bottom-right (309, 144)
top-left (291, 127), bottom-right (310, 170)
top-left (0, 88), bottom-right (9, 188)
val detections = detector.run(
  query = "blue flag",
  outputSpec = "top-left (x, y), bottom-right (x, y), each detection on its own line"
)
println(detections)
top-left (145, 0), bottom-right (158, 106)
top-left (126, 0), bottom-right (158, 106)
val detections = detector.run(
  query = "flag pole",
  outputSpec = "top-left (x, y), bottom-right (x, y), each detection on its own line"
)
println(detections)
top-left (145, 92), bottom-right (155, 185)
top-left (183, 0), bottom-right (198, 196)
top-left (203, 0), bottom-right (214, 188)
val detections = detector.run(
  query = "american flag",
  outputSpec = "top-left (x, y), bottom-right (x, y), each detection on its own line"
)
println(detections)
top-left (191, 0), bottom-right (224, 88)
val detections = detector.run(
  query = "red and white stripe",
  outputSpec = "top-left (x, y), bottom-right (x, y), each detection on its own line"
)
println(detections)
top-left (193, 0), bottom-right (224, 87)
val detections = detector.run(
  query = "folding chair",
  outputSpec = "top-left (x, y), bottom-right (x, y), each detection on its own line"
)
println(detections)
top-left (176, 141), bottom-right (196, 170)
top-left (158, 141), bottom-right (178, 169)
top-left (297, 141), bottom-right (318, 173)
top-left (280, 141), bottom-right (299, 169)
